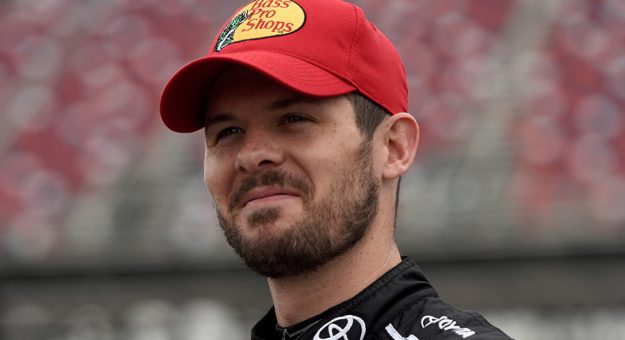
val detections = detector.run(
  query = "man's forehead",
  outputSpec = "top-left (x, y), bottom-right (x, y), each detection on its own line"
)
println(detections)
top-left (269, 94), bottom-right (323, 110)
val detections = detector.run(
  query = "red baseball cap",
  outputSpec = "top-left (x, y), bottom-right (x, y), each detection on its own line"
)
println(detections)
top-left (160, 0), bottom-right (408, 133)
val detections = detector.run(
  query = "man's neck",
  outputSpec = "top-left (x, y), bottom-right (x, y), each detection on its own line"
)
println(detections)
top-left (267, 228), bottom-right (401, 327)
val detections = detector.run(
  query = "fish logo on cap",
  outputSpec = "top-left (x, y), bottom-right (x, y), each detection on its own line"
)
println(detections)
top-left (215, 0), bottom-right (306, 52)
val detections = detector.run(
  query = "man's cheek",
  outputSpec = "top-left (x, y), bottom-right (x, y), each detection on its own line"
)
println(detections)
top-left (204, 181), bottom-right (227, 210)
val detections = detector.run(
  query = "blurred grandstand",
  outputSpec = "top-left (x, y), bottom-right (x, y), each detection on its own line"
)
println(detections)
top-left (1, 0), bottom-right (625, 339)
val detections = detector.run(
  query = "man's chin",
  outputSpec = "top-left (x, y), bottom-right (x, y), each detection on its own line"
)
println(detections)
top-left (245, 207), bottom-right (280, 228)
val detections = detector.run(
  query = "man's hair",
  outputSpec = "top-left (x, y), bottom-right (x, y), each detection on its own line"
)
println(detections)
top-left (347, 92), bottom-right (389, 138)
top-left (347, 92), bottom-right (402, 226)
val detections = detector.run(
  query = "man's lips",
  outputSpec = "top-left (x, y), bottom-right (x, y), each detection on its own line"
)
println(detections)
top-left (241, 187), bottom-right (301, 207)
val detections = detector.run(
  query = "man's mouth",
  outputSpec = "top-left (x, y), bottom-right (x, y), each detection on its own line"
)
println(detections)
top-left (228, 170), bottom-right (312, 212)
top-left (241, 187), bottom-right (301, 208)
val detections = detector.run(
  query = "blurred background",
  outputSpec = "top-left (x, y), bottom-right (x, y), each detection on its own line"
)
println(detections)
top-left (1, 0), bottom-right (625, 339)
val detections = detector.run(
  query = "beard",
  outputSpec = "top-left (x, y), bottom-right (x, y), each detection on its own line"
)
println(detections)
top-left (215, 142), bottom-right (379, 278)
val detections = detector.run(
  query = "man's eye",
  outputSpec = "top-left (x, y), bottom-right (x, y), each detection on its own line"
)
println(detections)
top-left (216, 127), bottom-right (243, 141)
top-left (282, 115), bottom-right (309, 124)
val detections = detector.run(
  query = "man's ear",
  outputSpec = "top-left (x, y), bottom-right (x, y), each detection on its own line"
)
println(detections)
top-left (381, 112), bottom-right (419, 180)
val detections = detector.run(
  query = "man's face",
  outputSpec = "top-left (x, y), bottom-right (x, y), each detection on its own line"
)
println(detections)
top-left (203, 66), bottom-right (381, 278)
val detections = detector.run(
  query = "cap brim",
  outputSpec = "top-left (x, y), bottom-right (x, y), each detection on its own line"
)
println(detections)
top-left (160, 51), bottom-right (357, 133)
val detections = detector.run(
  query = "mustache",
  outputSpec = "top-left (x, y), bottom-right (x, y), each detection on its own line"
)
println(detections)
top-left (229, 170), bottom-right (312, 211)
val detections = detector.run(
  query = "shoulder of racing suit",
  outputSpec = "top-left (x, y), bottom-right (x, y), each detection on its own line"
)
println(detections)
top-left (251, 257), bottom-right (513, 340)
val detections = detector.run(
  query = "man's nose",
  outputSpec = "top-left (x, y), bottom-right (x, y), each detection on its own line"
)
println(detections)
top-left (235, 129), bottom-right (285, 173)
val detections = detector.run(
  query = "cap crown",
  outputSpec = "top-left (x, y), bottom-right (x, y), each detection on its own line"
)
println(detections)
top-left (212, 0), bottom-right (408, 113)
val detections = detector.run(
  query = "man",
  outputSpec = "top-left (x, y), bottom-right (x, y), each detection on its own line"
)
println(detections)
top-left (160, 0), bottom-right (512, 339)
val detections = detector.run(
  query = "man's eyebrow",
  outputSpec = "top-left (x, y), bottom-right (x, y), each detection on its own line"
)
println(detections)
top-left (268, 95), bottom-right (321, 110)
top-left (204, 96), bottom-right (321, 128)
top-left (204, 113), bottom-right (237, 129)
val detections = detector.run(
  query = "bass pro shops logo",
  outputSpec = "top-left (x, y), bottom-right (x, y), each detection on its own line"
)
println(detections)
top-left (215, 0), bottom-right (305, 52)
top-left (313, 315), bottom-right (366, 340)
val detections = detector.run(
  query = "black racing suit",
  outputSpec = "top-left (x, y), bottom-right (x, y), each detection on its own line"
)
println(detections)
top-left (251, 257), bottom-right (512, 340)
